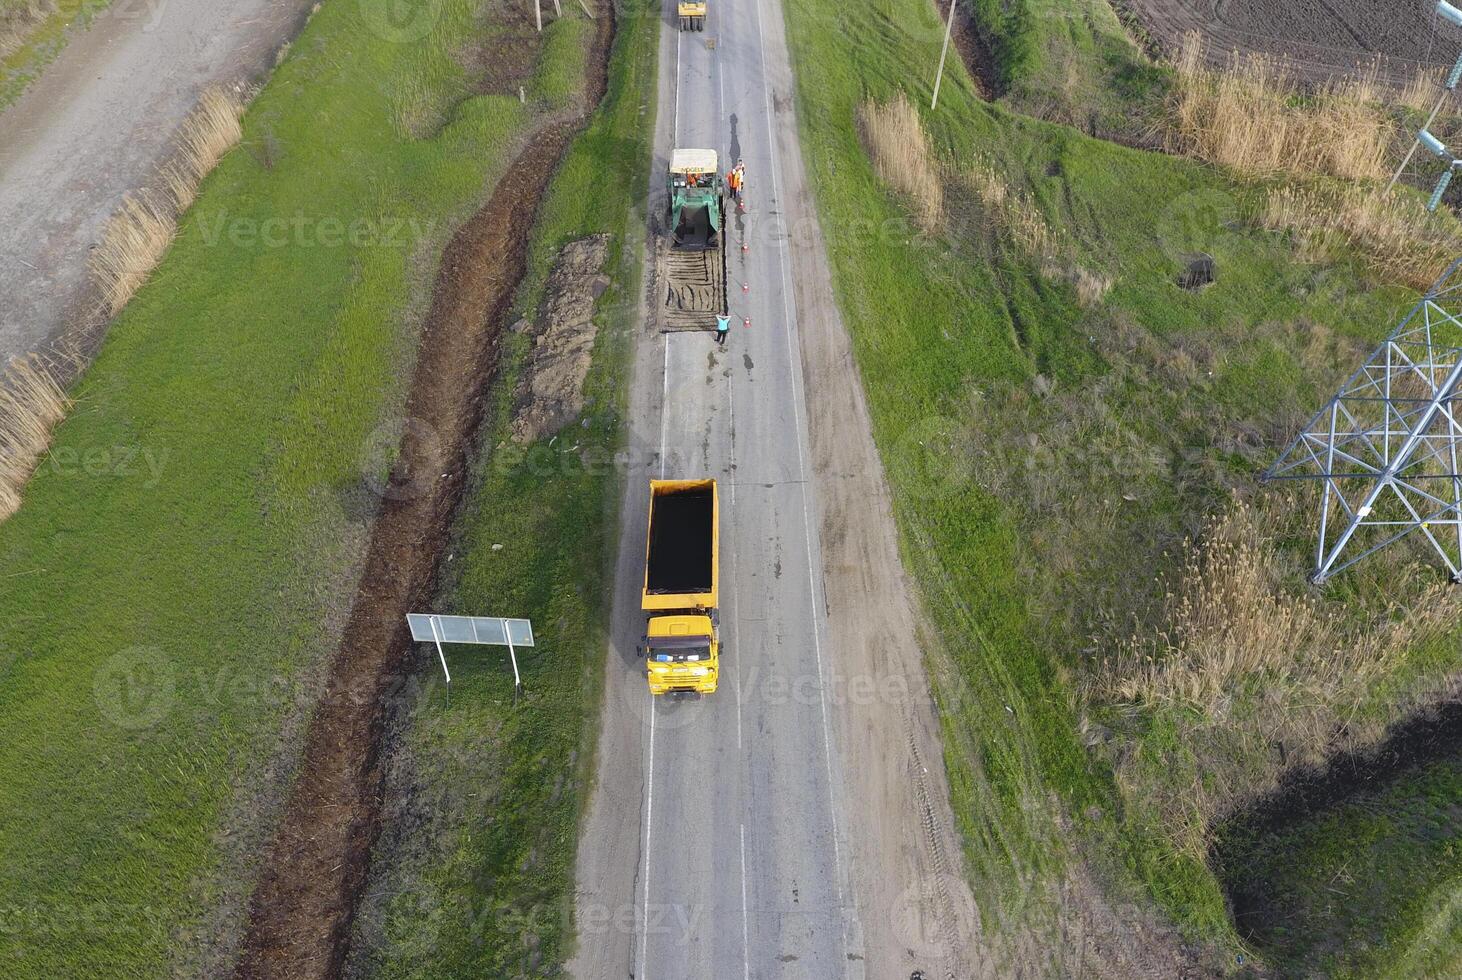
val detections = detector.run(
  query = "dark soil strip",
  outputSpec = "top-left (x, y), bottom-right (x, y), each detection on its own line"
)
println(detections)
top-left (1217, 699), bottom-right (1462, 843)
top-left (233, 11), bottom-right (615, 979)
top-left (1214, 698), bottom-right (1462, 937)
top-left (944, 0), bottom-right (1000, 100)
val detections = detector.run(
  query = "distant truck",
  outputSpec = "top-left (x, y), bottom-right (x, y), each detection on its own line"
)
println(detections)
top-left (641, 479), bottom-right (719, 696)
top-left (678, 0), bottom-right (706, 31)
top-left (662, 148), bottom-right (727, 331)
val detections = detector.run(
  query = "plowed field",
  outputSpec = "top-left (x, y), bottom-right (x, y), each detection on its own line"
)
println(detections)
top-left (1125, 0), bottom-right (1458, 82)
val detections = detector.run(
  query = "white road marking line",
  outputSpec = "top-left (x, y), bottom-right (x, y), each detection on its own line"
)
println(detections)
top-left (716, 6), bottom-right (726, 162)
top-left (728, 383), bottom-right (743, 752)
top-left (751, 0), bottom-right (852, 962)
top-left (640, 693), bottom-right (657, 979)
top-left (674, 29), bottom-right (682, 144)
top-left (659, 334), bottom-right (671, 478)
top-left (728, 392), bottom-right (742, 754)
top-left (740, 823), bottom-right (751, 980)
top-left (717, 23), bottom-right (748, 970)
top-left (727, 387), bottom-right (735, 507)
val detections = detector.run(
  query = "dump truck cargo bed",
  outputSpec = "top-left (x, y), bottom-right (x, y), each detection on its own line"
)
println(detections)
top-left (643, 479), bottom-right (718, 611)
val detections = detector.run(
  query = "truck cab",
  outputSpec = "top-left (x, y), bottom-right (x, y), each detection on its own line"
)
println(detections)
top-left (644, 613), bottom-right (719, 695)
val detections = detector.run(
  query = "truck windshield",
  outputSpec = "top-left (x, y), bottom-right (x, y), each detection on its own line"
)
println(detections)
top-left (647, 646), bottom-right (711, 664)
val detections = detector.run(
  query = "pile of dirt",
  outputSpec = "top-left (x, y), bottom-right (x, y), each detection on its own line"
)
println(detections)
top-left (510, 234), bottom-right (611, 443)
top-left (1122, 0), bottom-right (1457, 84)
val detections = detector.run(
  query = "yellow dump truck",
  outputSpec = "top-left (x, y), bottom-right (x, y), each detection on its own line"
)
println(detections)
top-left (641, 479), bottom-right (719, 695)
top-left (678, 0), bottom-right (706, 31)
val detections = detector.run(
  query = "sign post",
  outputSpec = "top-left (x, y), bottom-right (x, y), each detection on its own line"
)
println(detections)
top-left (427, 616), bottom-right (451, 684)
top-left (406, 613), bottom-right (535, 702)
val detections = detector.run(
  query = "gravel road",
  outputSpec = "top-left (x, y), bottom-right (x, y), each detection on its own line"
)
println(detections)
top-left (0, 0), bottom-right (317, 365)
top-left (569, 0), bottom-right (978, 976)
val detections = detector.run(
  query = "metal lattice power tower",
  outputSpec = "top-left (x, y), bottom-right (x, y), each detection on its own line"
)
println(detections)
top-left (1267, 258), bottom-right (1462, 582)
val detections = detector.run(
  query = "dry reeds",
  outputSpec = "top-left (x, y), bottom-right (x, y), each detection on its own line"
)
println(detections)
top-left (1, 24), bottom-right (23, 63)
top-left (0, 355), bottom-right (72, 520)
top-left (0, 2), bottom-right (45, 62)
top-left (1169, 32), bottom-right (1390, 181)
top-left (1260, 182), bottom-right (1460, 289)
top-left (90, 87), bottom-right (245, 312)
top-left (1070, 265), bottom-right (1113, 307)
top-left (1102, 499), bottom-right (1453, 710)
top-left (90, 192), bottom-right (177, 314)
top-left (858, 93), bottom-right (943, 234)
top-left (169, 88), bottom-right (245, 209)
top-left (968, 159), bottom-right (1057, 259)
top-left (1398, 65), bottom-right (1447, 114)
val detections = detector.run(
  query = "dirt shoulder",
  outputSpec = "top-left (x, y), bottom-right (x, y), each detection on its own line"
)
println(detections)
top-left (755, 11), bottom-right (985, 980)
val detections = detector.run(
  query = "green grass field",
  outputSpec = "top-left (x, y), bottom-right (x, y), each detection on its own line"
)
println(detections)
top-left (343, 2), bottom-right (658, 975)
top-left (785, 0), bottom-right (1462, 966)
top-left (0, 2), bottom-right (591, 974)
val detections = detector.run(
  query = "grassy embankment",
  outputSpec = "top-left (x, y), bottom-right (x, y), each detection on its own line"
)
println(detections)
top-left (344, 1), bottom-right (657, 976)
top-left (0, 2), bottom-right (588, 975)
top-left (0, 0), bottom-right (110, 109)
top-left (786, 0), bottom-right (1462, 968)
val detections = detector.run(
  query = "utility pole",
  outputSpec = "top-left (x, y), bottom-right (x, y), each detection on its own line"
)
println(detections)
top-left (535, 0), bottom-right (542, 32)
top-left (932, 0), bottom-right (956, 110)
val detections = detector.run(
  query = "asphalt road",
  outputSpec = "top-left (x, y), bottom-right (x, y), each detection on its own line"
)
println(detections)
top-left (572, 0), bottom-right (864, 977)
top-left (0, 0), bottom-right (316, 364)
